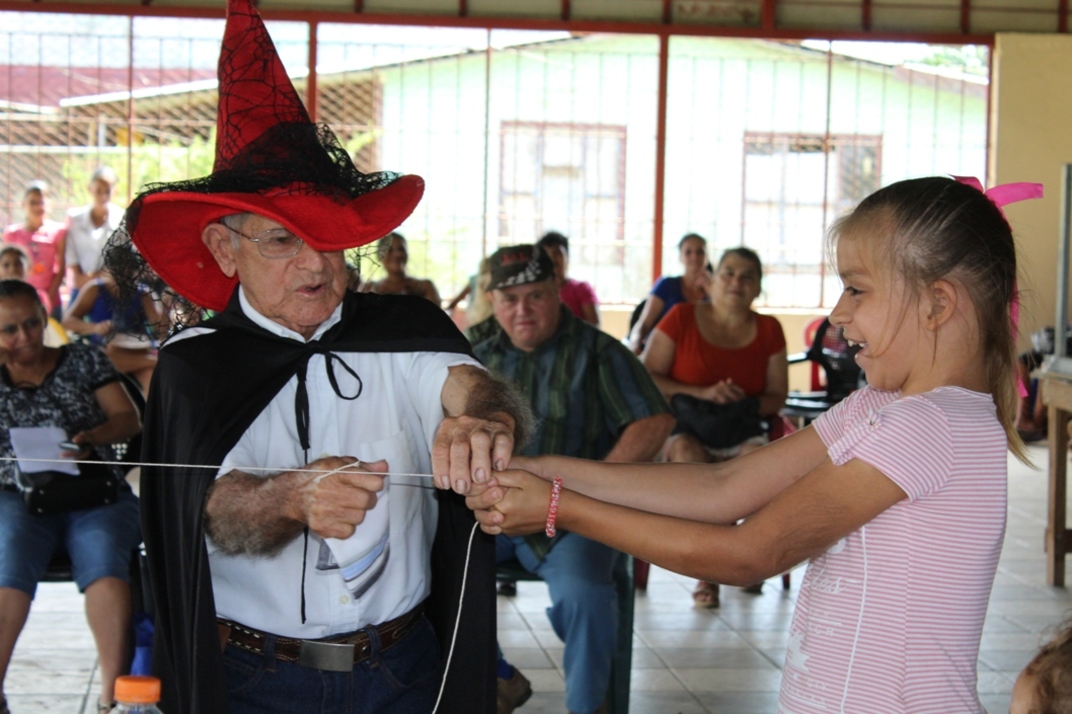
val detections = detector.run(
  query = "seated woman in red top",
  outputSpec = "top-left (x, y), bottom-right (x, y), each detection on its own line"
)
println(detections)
top-left (642, 246), bottom-right (788, 606)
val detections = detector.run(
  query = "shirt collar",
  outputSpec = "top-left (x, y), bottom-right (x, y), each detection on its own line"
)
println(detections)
top-left (237, 286), bottom-right (343, 343)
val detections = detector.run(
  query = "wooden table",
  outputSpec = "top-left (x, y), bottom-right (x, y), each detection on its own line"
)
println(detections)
top-left (1041, 374), bottom-right (1072, 586)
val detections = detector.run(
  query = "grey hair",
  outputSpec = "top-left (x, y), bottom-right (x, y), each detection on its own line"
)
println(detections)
top-left (219, 213), bottom-right (252, 248)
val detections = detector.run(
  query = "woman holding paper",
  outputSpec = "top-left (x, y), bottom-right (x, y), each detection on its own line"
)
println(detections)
top-left (0, 279), bottom-right (141, 714)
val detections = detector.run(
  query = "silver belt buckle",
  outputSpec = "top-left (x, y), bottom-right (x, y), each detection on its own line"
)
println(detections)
top-left (298, 640), bottom-right (355, 672)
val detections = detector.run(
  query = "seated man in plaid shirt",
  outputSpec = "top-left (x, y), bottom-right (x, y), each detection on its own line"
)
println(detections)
top-left (471, 244), bottom-right (674, 714)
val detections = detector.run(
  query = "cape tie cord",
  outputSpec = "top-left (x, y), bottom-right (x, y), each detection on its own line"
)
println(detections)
top-left (294, 344), bottom-right (365, 454)
top-left (5, 454), bottom-right (476, 710)
top-left (291, 346), bottom-right (363, 622)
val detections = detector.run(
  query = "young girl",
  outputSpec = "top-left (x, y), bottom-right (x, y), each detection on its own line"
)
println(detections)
top-left (2, 180), bottom-right (67, 317)
top-left (1011, 619), bottom-right (1072, 714)
top-left (0, 245), bottom-right (29, 281)
top-left (468, 176), bottom-right (1040, 713)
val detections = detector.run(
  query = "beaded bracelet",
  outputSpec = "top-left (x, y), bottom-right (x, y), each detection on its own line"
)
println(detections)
top-left (544, 476), bottom-right (564, 538)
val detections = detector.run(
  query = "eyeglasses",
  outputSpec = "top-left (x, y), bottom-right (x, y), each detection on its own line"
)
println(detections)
top-left (226, 224), bottom-right (305, 259)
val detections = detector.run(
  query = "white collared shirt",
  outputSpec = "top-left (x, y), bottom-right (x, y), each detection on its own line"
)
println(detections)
top-left (65, 204), bottom-right (125, 274)
top-left (183, 288), bottom-right (479, 638)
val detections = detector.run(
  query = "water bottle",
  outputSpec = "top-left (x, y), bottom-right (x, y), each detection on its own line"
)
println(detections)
top-left (114, 675), bottom-right (164, 713)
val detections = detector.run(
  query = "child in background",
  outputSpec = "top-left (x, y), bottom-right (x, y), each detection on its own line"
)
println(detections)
top-left (1011, 619), bottom-right (1072, 714)
top-left (468, 176), bottom-right (1042, 713)
top-left (2, 180), bottom-right (66, 316)
top-left (0, 245), bottom-right (29, 280)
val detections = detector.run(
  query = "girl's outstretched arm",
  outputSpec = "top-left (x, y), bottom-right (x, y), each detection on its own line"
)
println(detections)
top-left (480, 424), bottom-right (829, 526)
top-left (475, 453), bottom-right (906, 586)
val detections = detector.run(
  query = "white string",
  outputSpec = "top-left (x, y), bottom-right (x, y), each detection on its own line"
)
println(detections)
top-left (1, 455), bottom-right (437, 481)
top-left (4, 453), bottom-right (479, 700)
top-left (431, 520), bottom-right (479, 714)
top-left (312, 458), bottom-right (362, 484)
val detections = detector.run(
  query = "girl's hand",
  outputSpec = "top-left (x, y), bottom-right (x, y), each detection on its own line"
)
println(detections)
top-left (466, 469), bottom-right (553, 536)
top-left (94, 320), bottom-right (112, 336)
top-left (508, 455), bottom-right (555, 482)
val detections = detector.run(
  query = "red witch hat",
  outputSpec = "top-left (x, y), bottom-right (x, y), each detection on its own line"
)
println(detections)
top-left (122, 0), bottom-right (424, 311)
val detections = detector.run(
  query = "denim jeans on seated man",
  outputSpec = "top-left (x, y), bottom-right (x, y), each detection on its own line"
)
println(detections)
top-left (474, 245), bottom-right (673, 714)
top-left (222, 616), bottom-right (441, 714)
top-left (497, 533), bottom-right (618, 714)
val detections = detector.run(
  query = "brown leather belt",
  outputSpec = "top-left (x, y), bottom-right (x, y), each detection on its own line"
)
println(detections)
top-left (218, 604), bottom-right (425, 673)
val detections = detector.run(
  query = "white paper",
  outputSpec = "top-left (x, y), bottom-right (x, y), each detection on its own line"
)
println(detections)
top-left (8, 426), bottom-right (80, 476)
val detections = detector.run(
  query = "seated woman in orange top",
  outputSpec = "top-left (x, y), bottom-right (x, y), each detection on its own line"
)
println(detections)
top-left (642, 246), bottom-right (788, 606)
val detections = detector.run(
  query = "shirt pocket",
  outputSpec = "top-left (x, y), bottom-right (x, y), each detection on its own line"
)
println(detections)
top-left (323, 428), bottom-right (419, 598)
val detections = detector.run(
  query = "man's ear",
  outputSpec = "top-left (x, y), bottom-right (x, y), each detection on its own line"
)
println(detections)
top-left (202, 222), bottom-right (238, 278)
top-left (922, 278), bottom-right (959, 330)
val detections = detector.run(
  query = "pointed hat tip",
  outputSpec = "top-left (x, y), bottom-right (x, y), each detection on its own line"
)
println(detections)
top-left (215, 0), bottom-right (310, 166)
top-left (227, 0), bottom-right (256, 17)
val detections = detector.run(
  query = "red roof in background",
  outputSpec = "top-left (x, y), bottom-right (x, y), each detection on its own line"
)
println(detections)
top-left (0, 66), bottom-right (217, 107)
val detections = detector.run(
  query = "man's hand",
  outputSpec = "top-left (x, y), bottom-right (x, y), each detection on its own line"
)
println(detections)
top-left (431, 416), bottom-right (514, 494)
top-left (437, 364), bottom-right (532, 495)
top-left (292, 457), bottom-right (388, 540)
top-left (205, 456), bottom-right (389, 556)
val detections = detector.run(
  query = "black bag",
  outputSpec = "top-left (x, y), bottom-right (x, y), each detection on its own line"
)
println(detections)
top-left (15, 460), bottom-right (122, 515)
top-left (670, 394), bottom-right (766, 450)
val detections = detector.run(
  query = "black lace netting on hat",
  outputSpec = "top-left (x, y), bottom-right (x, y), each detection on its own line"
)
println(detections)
top-left (102, 121), bottom-right (399, 334)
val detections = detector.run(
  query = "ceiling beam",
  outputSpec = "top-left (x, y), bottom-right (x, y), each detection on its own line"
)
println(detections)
top-left (0, 1), bottom-right (996, 45)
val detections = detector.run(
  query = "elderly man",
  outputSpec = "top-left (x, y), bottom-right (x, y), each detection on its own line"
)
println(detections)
top-left (103, 2), bottom-right (526, 713)
top-left (471, 245), bottom-right (673, 714)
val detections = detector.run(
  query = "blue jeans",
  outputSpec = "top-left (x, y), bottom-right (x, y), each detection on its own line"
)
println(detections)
top-left (0, 488), bottom-right (141, 596)
top-left (497, 534), bottom-right (617, 714)
top-left (223, 616), bottom-right (441, 714)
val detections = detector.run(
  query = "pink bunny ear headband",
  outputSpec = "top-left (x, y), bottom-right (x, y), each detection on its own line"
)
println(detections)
top-left (952, 175), bottom-right (1044, 215)
top-left (952, 175), bottom-right (1044, 399)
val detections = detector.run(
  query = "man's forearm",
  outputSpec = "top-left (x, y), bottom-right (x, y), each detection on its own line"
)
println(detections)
top-left (602, 412), bottom-right (675, 463)
top-left (205, 470), bottom-right (304, 557)
top-left (446, 365), bottom-right (534, 450)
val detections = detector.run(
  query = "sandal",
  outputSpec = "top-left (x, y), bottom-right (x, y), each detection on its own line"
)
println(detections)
top-left (742, 582), bottom-right (764, 595)
top-left (692, 580), bottom-right (719, 608)
top-left (0, 695), bottom-right (9, 714)
top-left (97, 701), bottom-right (115, 713)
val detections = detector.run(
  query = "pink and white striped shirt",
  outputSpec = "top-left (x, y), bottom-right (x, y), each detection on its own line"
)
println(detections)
top-left (780, 386), bottom-right (1007, 713)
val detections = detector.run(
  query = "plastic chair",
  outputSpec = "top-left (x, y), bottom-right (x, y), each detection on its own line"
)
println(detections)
top-left (783, 317), bottom-right (864, 424)
top-left (801, 316), bottom-right (825, 391)
top-left (496, 552), bottom-right (634, 714)
top-left (44, 317), bottom-right (68, 347)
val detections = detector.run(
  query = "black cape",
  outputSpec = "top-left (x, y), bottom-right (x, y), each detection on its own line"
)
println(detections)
top-left (140, 290), bottom-right (497, 714)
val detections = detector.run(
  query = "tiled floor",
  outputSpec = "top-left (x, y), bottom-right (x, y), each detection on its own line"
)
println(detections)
top-left (8, 442), bottom-right (1072, 713)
